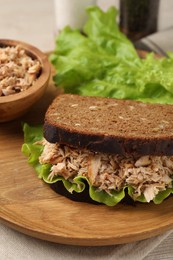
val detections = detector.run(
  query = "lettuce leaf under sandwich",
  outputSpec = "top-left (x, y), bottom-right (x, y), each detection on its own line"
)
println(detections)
top-left (22, 124), bottom-right (173, 206)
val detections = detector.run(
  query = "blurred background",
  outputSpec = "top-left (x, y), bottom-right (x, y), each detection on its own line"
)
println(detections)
top-left (0, 0), bottom-right (172, 52)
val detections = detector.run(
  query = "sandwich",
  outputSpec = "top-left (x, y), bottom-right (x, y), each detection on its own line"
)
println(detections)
top-left (22, 94), bottom-right (173, 206)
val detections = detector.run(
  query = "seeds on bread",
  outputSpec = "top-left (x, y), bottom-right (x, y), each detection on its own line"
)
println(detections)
top-left (44, 94), bottom-right (173, 156)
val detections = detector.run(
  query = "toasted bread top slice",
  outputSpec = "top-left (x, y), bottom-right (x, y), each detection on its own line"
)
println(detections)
top-left (44, 94), bottom-right (173, 156)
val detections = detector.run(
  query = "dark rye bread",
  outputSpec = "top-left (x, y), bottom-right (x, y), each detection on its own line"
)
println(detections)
top-left (44, 94), bottom-right (173, 156)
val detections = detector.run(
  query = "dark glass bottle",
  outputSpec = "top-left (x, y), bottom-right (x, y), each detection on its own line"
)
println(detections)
top-left (120, 0), bottom-right (160, 41)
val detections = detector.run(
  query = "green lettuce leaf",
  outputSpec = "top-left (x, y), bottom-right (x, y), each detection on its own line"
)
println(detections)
top-left (22, 124), bottom-right (125, 206)
top-left (128, 186), bottom-right (173, 204)
top-left (22, 124), bottom-right (173, 206)
top-left (50, 6), bottom-right (173, 104)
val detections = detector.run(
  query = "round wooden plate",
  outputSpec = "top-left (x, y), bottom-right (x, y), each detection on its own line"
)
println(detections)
top-left (1, 56), bottom-right (173, 246)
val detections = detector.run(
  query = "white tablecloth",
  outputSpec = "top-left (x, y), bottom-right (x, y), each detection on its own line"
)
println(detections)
top-left (1, 1), bottom-right (173, 259)
top-left (1, 224), bottom-right (173, 260)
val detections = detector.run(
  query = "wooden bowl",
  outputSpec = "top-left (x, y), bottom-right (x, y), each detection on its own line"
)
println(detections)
top-left (0, 39), bottom-right (51, 122)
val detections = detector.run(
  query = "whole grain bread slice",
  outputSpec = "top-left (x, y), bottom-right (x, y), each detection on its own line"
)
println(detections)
top-left (44, 94), bottom-right (173, 156)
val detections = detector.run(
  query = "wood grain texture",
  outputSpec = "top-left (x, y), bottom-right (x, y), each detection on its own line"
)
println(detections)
top-left (0, 39), bottom-right (50, 122)
top-left (1, 54), bottom-right (173, 246)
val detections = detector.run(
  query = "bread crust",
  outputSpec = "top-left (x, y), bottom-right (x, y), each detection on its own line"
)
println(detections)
top-left (44, 122), bottom-right (173, 156)
top-left (43, 94), bottom-right (173, 156)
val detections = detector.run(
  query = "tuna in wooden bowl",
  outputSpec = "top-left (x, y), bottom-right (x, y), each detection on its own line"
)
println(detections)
top-left (0, 39), bottom-right (51, 122)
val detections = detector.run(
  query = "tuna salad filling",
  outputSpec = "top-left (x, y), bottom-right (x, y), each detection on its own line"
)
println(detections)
top-left (37, 139), bottom-right (173, 203)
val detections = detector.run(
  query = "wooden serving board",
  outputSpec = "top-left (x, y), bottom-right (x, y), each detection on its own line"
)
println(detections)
top-left (1, 59), bottom-right (173, 246)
